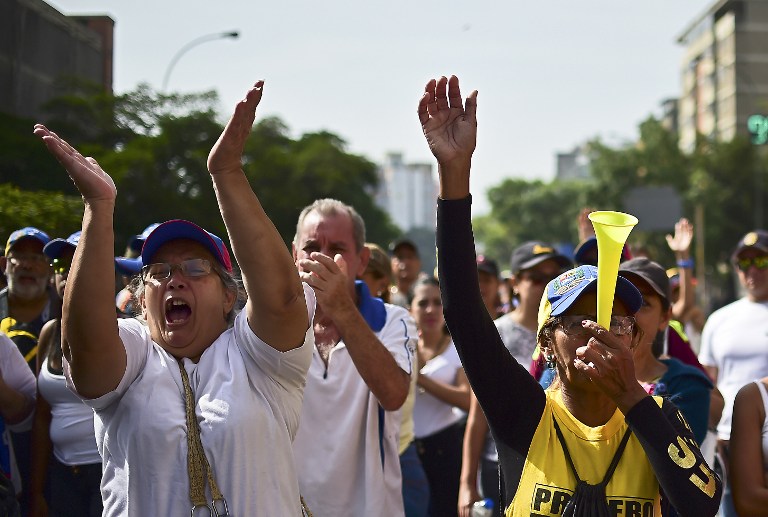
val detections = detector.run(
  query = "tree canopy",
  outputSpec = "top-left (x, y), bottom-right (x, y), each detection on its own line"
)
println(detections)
top-left (473, 117), bottom-right (767, 309)
top-left (0, 82), bottom-right (399, 255)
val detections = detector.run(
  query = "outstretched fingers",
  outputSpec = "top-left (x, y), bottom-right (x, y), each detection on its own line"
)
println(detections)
top-left (208, 80), bottom-right (264, 174)
top-left (34, 125), bottom-right (116, 202)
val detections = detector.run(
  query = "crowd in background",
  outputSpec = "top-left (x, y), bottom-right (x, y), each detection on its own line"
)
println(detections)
top-left (0, 78), bottom-right (763, 517)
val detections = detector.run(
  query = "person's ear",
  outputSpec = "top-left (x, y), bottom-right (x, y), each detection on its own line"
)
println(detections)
top-left (223, 286), bottom-right (236, 320)
top-left (659, 305), bottom-right (672, 332)
top-left (357, 246), bottom-right (371, 277)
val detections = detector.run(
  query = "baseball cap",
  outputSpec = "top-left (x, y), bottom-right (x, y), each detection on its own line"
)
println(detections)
top-left (618, 257), bottom-right (670, 308)
top-left (6, 227), bottom-right (50, 255)
top-left (510, 241), bottom-right (571, 275)
top-left (128, 223), bottom-right (161, 254)
top-left (117, 220), bottom-right (232, 274)
top-left (476, 255), bottom-right (499, 278)
top-left (389, 238), bottom-right (419, 257)
top-left (43, 231), bottom-right (81, 259)
top-left (537, 265), bottom-right (642, 335)
top-left (731, 230), bottom-right (768, 260)
top-left (573, 236), bottom-right (632, 267)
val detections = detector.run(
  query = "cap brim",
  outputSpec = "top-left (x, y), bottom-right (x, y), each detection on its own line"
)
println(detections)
top-left (115, 257), bottom-right (142, 276)
top-left (43, 239), bottom-right (75, 260)
top-left (517, 254), bottom-right (571, 274)
top-left (618, 270), bottom-right (667, 303)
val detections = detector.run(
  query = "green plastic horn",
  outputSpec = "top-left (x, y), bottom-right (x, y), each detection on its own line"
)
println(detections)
top-left (588, 211), bottom-right (638, 329)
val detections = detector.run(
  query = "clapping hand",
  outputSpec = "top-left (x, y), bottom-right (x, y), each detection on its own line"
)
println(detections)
top-left (208, 81), bottom-right (263, 176)
top-left (418, 75), bottom-right (477, 199)
top-left (33, 125), bottom-right (117, 204)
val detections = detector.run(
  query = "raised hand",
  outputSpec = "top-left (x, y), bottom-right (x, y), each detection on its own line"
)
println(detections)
top-left (208, 81), bottom-right (264, 176)
top-left (577, 207), bottom-right (597, 242)
top-left (33, 125), bottom-right (116, 204)
top-left (418, 76), bottom-right (477, 199)
top-left (665, 218), bottom-right (693, 256)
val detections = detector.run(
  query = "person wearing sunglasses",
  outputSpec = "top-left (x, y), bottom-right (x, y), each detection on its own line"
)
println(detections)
top-left (459, 242), bottom-right (570, 515)
top-left (29, 231), bottom-right (105, 516)
top-left (33, 81), bottom-right (314, 516)
top-left (422, 75), bottom-right (720, 516)
top-left (699, 229), bottom-right (768, 517)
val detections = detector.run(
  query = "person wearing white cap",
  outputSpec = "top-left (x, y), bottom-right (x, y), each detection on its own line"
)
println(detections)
top-left (421, 74), bottom-right (720, 516)
top-left (34, 81), bottom-right (314, 516)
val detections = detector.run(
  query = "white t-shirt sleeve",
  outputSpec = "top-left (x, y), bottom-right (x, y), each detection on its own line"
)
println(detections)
top-left (0, 333), bottom-right (36, 431)
top-left (698, 308), bottom-right (721, 368)
top-left (379, 305), bottom-right (417, 376)
top-left (234, 282), bottom-right (315, 390)
top-left (64, 317), bottom-right (149, 410)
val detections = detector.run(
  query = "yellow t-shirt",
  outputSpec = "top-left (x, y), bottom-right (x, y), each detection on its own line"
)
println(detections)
top-left (506, 389), bottom-right (662, 517)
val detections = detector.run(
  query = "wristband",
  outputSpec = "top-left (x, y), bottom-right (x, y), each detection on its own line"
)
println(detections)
top-left (676, 258), bottom-right (694, 269)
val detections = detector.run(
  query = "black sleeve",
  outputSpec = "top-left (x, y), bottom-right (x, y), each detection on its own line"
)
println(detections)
top-left (436, 196), bottom-right (545, 494)
top-left (625, 396), bottom-right (722, 517)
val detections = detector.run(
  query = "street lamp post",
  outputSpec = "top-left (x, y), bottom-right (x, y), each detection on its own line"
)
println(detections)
top-left (162, 31), bottom-right (239, 92)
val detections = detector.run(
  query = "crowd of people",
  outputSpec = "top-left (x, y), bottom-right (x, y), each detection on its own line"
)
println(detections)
top-left (0, 76), bottom-right (766, 516)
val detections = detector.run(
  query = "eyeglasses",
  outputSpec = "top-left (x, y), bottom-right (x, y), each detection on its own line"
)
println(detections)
top-left (558, 314), bottom-right (636, 337)
top-left (7, 253), bottom-right (49, 267)
top-left (51, 257), bottom-right (72, 275)
top-left (735, 256), bottom-right (768, 271)
top-left (141, 259), bottom-right (213, 283)
top-left (519, 271), bottom-right (559, 285)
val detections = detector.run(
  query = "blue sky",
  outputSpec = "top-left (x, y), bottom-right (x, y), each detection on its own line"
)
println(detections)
top-left (52, 0), bottom-right (712, 213)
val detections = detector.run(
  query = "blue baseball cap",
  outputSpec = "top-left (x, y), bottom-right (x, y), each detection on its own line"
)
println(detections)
top-left (43, 231), bottom-right (81, 259)
top-left (128, 223), bottom-right (161, 254)
top-left (537, 264), bottom-right (642, 334)
top-left (5, 227), bottom-right (50, 255)
top-left (140, 220), bottom-right (232, 273)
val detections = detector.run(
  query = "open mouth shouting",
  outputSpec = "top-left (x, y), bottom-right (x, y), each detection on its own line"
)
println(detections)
top-left (165, 297), bottom-right (192, 326)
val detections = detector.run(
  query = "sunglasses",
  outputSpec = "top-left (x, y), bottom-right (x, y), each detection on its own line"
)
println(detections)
top-left (141, 258), bottom-right (213, 283)
top-left (558, 314), bottom-right (636, 337)
top-left (51, 257), bottom-right (72, 275)
top-left (735, 256), bottom-right (768, 271)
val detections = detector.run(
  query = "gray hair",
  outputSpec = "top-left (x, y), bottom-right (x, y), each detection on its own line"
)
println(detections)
top-left (293, 198), bottom-right (366, 251)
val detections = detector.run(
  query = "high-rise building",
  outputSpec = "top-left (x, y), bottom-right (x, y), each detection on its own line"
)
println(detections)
top-left (0, 0), bottom-right (114, 120)
top-left (677, 0), bottom-right (768, 152)
top-left (375, 152), bottom-right (437, 232)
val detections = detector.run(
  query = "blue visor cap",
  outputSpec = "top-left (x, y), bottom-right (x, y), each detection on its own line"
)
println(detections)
top-left (543, 265), bottom-right (642, 321)
top-left (140, 220), bottom-right (232, 273)
top-left (128, 223), bottom-right (161, 254)
top-left (6, 227), bottom-right (50, 255)
top-left (115, 256), bottom-right (142, 276)
top-left (43, 231), bottom-right (81, 259)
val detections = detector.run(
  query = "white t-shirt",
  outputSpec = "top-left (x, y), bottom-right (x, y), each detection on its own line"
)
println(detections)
top-left (413, 340), bottom-right (464, 439)
top-left (68, 284), bottom-right (316, 517)
top-left (292, 303), bottom-right (417, 517)
top-left (699, 297), bottom-right (768, 440)
top-left (38, 362), bottom-right (100, 466)
top-left (0, 333), bottom-right (36, 494)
